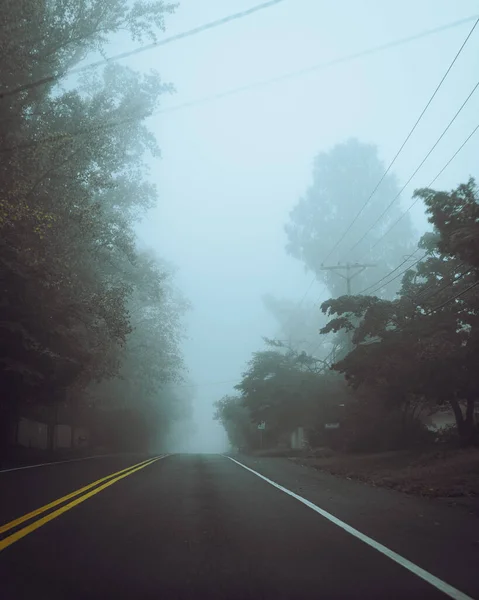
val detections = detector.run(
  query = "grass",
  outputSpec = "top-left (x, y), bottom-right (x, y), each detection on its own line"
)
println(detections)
top-left (289, 447), bottom-right (479, 501)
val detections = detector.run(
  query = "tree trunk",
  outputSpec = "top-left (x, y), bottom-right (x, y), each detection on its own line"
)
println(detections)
top-left (450, 396), bottom-right (477, 444)
top-left (449, 396), bottom-right (464, 433)
top-left (464, 397), bottom-right (477, 444)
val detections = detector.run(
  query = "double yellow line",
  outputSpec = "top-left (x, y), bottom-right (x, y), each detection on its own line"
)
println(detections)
top-left (0, 455), bottom-right (166, 552)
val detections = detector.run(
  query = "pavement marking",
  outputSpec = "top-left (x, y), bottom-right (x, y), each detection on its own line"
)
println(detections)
top-left (0, 455), bottom-right (168, 552)
top-left (0, 453), bottom-right (134, 473)
top-left (0, 456), bottom-right (159, 536)
top-left (227, 456), bottom-right (473, 600)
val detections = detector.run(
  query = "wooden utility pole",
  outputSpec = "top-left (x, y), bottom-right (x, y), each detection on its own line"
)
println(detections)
top-left (321, 262), bottom-right (376, 295)
top-left (320, 262), bottom-right (376, 351)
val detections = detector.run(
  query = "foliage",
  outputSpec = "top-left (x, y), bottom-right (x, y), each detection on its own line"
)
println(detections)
top-left (319, 180), bottom-right (479, 445)
top-left (0, 0), bottom-right (190, 453)
top-left (285, 139), bottom-right (415, 299)
top-left (219, 180), bottom-right (479, 454)
top-left (261, 293), bottom-right (333, 358)
top-left (214, 396), bottom-right (255, 451)
top-left (87, 255), bottom-right (191, 449)
top-left (216, 342), bottom-right (350, 450)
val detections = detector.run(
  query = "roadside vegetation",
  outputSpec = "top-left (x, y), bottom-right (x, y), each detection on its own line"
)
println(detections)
top-left (0, 1), bottom-right (192, 459)
top-left (215, 141), bottom-right (479, 500)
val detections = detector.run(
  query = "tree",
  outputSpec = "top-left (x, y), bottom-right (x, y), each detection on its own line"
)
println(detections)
top-left (232, 343), bottom-right (348, 447)
top-left (0, 63), bottom-right (165, 404)
top-left (214, 396), bottom-right (254, 451)
top-left (285, 139), bottom-right (415, 299)
top-left (319, 180), bottom-right (479, 444)
top-left (416, 178), bottom-right (479, 269)
top-left (261, 293), bottom-right (332, 357)
top-left (0, 0), bottom-right (192, 454)
top-left (86, 253), bottom-right (191, 451)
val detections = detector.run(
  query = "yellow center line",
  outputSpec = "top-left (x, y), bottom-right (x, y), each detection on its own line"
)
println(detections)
top-left (0, 455), bottom-right (167, 552)
top-left (0, 455), bottom-right (165, 540)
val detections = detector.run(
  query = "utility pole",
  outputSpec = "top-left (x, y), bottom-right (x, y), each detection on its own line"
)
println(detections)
top-left (320, 262), bottom-right (376, 352)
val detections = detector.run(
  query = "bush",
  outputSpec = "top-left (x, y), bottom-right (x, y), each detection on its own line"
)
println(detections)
top-left (339, 394), bottom-right (434, 453)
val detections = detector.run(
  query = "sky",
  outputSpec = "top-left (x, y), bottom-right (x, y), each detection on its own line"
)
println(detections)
top-left (105, 1), bottom-right (479, 451)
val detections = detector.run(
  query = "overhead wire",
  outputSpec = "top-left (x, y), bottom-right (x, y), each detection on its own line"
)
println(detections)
top-left (0, 0), bottom-right (286, 100)
top-left (429, 279), bottom-right (479, 311)
top-left (412, 261), bottom-right (465, 300)
top-left (349, 122), bottom-right (479, 296)
top-left (366, 122), bottom-right (479, 255)
top-left (360, 253), bottom-right (428, 296)
top-left (346, 77), bottom-right (479, 256)
top-left (357, 250), bottom-right (422, 295)
top-left (3, 15), bottom-right (479, 155)
top-left (275, 16), bottom-right (479, 317)
top-left (322, 17), bottom-right (479, 264)
top-left (156, 15), bottom-right (479, 116)
top-left (351, 120), bottom-right (479, 296)
top-left (359, 256), bottom-right (473, 301)
top-left (2, 10), bottom-right (477, 339)
top-left (418, 264), bottom-right (475, 304)
top-left (344, 273), bottom-right (479, 348)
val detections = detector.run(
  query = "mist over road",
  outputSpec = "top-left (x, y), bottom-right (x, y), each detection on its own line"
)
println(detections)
top-left (1, 454), bottom-right (478, 599)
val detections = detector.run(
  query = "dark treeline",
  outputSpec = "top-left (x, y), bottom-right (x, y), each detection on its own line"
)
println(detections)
top-left (216, 141), bottom-right (479, 452)
top-left (0, 1), bottom-right (191, 456)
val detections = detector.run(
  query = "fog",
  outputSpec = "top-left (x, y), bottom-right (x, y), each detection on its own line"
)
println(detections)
top-left (3, 6), bottom-right (479, 593)
top-left (100, 1), bottom-right (477, 451)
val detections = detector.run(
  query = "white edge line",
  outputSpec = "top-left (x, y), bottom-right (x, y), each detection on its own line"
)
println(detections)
top-left (226, 456), bottom-right (473, 600)
top-left (0, 453), bottom-right (161, 474)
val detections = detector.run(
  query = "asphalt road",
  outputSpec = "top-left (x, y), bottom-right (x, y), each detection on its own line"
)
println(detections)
top-left (1, 453), bottom-right (478, 599)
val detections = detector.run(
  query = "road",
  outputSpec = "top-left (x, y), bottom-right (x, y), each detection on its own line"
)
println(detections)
top-left (1, 453), bottom-right (478, 599)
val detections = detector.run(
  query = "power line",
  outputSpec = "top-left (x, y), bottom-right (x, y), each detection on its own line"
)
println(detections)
top-left (347, 77), bottom-right (479, 255)
top-left (155, 15), bottom-right (479, 116)
top-left (429, 279), bottom-right (479, 311)
top-left (360, 255), bottom-right (474, 307)
top-left (418, 264), bottom-right (473, 304)
top-left (4, 16), bottom-right (478, 155)
top-left (322, 18), bottom-right (478, 264)
top-left (0, 0), bottom-right (286, 100)
top-left (335, 269), bottom-right (479, 348)
top-left (253, 17), bottom-right (479, 318)
top-left (284, 121), bottom-right (476, 335)
top-left (4, 13), bottom-right (475, 128)
top-left (411, 261), bottom-right (464, 301)
top-left (360, 254), bottom-right (465, 302)
top-left (359, 248), bottom-right (465, 302)
top-left (362, 256), bottom-right (469, 302)
top-left (308, 343), bottom-right (336, 365)
top-left (358, 250), bottom-right (421, 295)
top-left (367, 122), bottom-right (479, 255)
top-left (322, 263), bottom-right (377, 296)
top-left (14, 11), bottom-right (470, 120)
top-left (361, 254), bottom-right (427, 296)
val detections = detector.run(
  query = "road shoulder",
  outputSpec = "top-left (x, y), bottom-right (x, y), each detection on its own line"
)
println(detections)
top-left (231, 453), bottom-right (479, 600)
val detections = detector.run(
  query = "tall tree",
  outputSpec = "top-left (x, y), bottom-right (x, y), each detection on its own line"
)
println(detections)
top-left (0, 0), bottom-right (192, 454)
top-left (285, 139), bottom-right (415, 299)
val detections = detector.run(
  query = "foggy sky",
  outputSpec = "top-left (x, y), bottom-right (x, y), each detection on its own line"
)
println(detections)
top-left (105, 1), bottom-right (479, 451)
